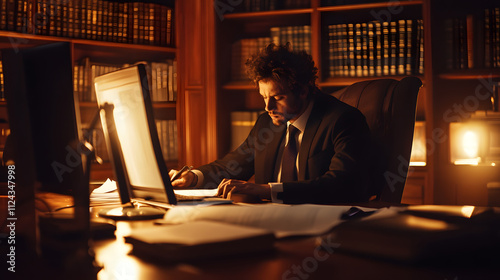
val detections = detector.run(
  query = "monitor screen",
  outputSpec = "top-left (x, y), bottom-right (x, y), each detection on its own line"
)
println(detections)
top-left (2, 42), bottom-right (84, 194)
top-left (94, 64), bottom-right (177, 205)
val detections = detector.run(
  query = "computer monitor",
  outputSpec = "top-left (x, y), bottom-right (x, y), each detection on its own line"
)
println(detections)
top-left (1, 42), bottom-right (85, 194)
top-left (94, 64), bottom-right (177, 220)
top-left (2, 42), bottom-right (91, 259)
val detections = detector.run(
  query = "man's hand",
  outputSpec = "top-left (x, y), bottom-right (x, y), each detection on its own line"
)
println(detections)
top-left (216, 178), bottom-right (271, 201)
top-left (169, 169), bottom-right (196, 188)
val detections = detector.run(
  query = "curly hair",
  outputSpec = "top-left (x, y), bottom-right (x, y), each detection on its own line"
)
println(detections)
top-left (245, 43), bottom-right (318, 96)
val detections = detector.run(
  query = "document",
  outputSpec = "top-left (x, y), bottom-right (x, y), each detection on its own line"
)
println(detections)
top-left (125, 220), bottom-right (275, 262)
top-left (161, 204), bottom-right (379, 238)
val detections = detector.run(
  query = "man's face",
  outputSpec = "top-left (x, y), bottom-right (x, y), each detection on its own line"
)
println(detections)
top-left (259, 79), bottom-right (307, 126)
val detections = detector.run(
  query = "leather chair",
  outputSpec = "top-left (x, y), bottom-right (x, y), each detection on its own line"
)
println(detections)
top-left (331, 76), bottom-right (422, 203)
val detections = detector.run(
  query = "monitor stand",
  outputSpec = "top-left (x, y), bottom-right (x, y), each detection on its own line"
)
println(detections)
top-left (97, 203), bottom-right (166, 221)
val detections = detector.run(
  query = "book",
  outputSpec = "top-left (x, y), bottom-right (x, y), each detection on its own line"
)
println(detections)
top-left (0, 0), bottom-right (174, 47)
top-left (124, 220), bottom-right (275, 262)
top-left (327, 19), bottom-right (424, 78)
top-left (230, 111), bottom-right (260, 150)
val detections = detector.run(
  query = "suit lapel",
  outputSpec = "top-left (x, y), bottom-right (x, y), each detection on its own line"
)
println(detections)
top-left (298, 96), bottom-right (324, 180)
top-left (255, 120), bottom-right (286, 183)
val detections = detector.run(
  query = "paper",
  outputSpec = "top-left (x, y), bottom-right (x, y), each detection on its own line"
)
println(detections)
top-left (162, 204), bottom-right (379, 238)
top-left (128, 220), bottom-right (272, 245)
top-left (173, 188), bottom-right (218, 197)
top-left (92, 178), bottom-right (117, 193)
top-left (90, 179), bottom-right (121, 207)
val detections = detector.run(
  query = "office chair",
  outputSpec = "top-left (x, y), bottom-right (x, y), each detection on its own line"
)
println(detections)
top-left (331, 76), bottom-right (422, 203)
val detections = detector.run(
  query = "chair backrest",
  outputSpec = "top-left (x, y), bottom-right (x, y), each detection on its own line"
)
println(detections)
top-left (331, 76), bottom-right (422, 203)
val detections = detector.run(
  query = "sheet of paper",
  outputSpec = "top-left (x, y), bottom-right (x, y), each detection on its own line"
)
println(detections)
top-left (128, 220), bottom-right (272, 245)
top-left (92, 178), bottom-right (117, 193)
top-left (162, 204), bottom-right (380, 238)
top-left (173, 188), bottom-right (218, 197)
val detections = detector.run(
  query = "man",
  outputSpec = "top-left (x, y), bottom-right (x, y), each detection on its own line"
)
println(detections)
top-left (171, 43), bottom-right (372, 204)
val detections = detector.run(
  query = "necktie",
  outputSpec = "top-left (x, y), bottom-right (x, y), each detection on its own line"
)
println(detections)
top-left (281, 125), bottom-right (299, 182)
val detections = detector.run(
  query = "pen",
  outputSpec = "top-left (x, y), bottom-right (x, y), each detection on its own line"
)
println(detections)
top-left (170, 165), bottom-right (193, 181)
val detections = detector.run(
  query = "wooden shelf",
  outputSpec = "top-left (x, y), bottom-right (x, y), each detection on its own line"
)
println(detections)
top-left (222, 80), bottom-right (255, 90)
top-left (319, 75), bottom-right (424, 87)
top-left (318, 0), bottom-right (423, 12)
top-left (438, 69), bottom-right (500, 80)
top-left (79, 101), bottom-right (177, 109)
top-left (223, 76), bottom-right (425, 90)
top-left (223, 8), bottom-right (313, 20)
top-left (0, 30), bottom-right (176, 52)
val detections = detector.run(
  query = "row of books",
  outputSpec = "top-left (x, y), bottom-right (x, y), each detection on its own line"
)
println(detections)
top-left (83, 118), bottom-right (178, 163)
top-left (231, 25), bottom-right (311, 81)
top-left (0, 0), bottom-right (174, 47)
top-left (241, 0), bottom-right (310, 12)
top-left (230, 111), bottom-right (262, 151)
top-left (74, 58), bottom-right (177, 103)
top-left (231, 37), bottom-right (271, 81)
top-left (155, 119), bottom-right (178, 161)
top-left (447, 8), bottom-right (500, 70)
top-left (328, 19), bottom-right (424, 78)
top-left (271, 25), bottom-right (311, 54)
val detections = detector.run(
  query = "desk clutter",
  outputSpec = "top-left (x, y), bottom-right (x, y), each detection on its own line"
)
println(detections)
top-left (96, 203), bottom-right (500, 264)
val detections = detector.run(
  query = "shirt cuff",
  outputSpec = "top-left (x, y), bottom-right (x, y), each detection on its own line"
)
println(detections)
top-left (191, 169), bottom-right (204, 188)
top-left (269, 182), bottom-right (284, 204)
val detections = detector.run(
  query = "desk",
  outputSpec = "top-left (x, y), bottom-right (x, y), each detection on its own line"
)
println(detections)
top-left (6, 193), bottom-right (500, 280)
top-left (91, 221), bottom-right (500, 280)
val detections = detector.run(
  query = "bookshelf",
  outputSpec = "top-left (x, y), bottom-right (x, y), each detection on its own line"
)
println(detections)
top-left (215, 0), bottom-right (429, 204)
top-left (425, 0), bottom-right (500, 206)
top-left (209, 0), bottom-right (500, 206)
top-left (0, 0), bottom-right (180, 182)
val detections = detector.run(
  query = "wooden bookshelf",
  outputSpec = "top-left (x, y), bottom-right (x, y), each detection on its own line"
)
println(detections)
top-left (0, 0), bottom-right (182, 181)
top-left (214, 0), bottom-right (430, 204)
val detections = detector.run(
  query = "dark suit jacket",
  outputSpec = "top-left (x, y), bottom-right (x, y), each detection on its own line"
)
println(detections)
top-left (197, 92), bottom-right (372, 204)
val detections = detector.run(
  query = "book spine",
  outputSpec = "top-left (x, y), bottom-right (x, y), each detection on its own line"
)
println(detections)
top-left (368, 21), bottom-right (375, 77)
top-left (96, 0), bottom-right (103, 41)
top-left (389, 21), bottom-right (397, 76)
top-left (361, 22), bottom-right (369, 77)
top-left (397, 19), bottom-right (406, 75)
top-left (304, 25), bottom-right (311, 54)
top-left (417, 19), bottom-right (424, 75)
top-left (484, 9), bottom-right (492, 68)
top-left (6, 0), bottom-right (16, 31)
top-left (405, 19), bottom-right (412, 74)
top-left (328, 25), bottom-right (335, 78)
top-left (0, 0), bottom-right (7, 30)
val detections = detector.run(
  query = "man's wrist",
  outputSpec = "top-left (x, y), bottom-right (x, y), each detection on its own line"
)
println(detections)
top-left (190, 169), bottom-right (204, 188)
top-left (268, 182), bottom-right (284, 203)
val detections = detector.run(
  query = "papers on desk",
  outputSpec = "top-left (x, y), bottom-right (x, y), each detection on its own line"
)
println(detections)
top-left (89, 179), bottom-right (122, 207)
top-left (160, 204), bottom-right (379, 238)
top-left (125, 220), bottom-right (275, 262)
top-left (125, 204), bottom-right (377, 262)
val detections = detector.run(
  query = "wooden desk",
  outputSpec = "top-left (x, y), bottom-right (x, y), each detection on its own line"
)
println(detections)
top-left (90, 220), bottom-right (500, 280)
top-left (5, 193), bottom-right (500, 280)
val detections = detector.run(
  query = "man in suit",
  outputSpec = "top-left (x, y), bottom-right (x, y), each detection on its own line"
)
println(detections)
top-left (171, 44), bottom-right (372, 204)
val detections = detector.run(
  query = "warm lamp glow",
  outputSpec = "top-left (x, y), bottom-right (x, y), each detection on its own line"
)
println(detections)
top-left (410, 121), bottom-right (426, 166)
top-left (405, 215), bottom-right (449, 230)
top-left (462, 130), bottom-right (479, 158)
top-left (460, 206), bottom-right (475, 218)
top-left (450, 122), bottom-right (488, 165)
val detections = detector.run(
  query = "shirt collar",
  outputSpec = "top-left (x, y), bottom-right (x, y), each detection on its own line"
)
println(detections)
top-left (288, 99), bottom-right (314, 133)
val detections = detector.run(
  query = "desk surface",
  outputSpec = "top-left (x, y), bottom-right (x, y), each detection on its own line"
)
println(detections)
top-left (91, 224), bottom-right (500, 280)
top-left (6, 192), bottom-right (500, 280)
